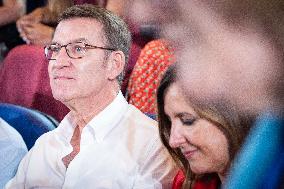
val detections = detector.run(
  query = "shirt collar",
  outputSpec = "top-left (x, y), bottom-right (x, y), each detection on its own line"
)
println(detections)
top-left (56, 91), bottom-right (128, 143)
top-left (87, 91), bottom-right (128, 142)
top-left (56, 112), bottom-right (76, 142)
top-left (88, 91), bottom-right (128, 143)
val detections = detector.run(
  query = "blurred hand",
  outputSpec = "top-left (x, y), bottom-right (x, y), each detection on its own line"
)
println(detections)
top-left (16, 7), bottom-right (44, 43)
top-left (20, 23), bottom-right (54, 45)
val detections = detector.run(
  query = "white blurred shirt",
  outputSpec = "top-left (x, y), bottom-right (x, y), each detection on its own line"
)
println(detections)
top-left (5, 91), bottom-right (177, 189)
top-left (0, 118), bottom-right (27, 189)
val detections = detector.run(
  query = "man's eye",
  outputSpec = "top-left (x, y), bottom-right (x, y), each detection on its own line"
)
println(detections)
top-left (74, 45), bottom-right (85, 53)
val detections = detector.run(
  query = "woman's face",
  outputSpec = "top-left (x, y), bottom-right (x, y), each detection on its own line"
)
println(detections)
top-left (164, 83), bottom-right (230, 175)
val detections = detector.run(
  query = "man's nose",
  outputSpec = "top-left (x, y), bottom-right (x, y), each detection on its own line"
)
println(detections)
top-left (51, 47), bottom-right (71, 68)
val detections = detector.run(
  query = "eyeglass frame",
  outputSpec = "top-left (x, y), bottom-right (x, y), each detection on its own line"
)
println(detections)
top-left (44, 41), bottom-right (116, 60)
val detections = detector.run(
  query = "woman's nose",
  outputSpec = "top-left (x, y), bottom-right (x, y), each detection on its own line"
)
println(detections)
top-left (169, 125), bottom-right (186, 148)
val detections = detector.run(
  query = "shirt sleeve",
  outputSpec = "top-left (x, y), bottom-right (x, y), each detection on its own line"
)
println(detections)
top-left (133, 137), bottom-right (178, 189)
top-left (0, 145), bottom-right (27, 189)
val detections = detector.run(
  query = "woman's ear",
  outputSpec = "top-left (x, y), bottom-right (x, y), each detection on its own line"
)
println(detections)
top-left (106, 51), bottom-right (126, 80)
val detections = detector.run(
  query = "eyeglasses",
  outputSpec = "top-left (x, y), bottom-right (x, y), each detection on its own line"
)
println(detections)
top-left (44, 42), bottom-right (115, 60)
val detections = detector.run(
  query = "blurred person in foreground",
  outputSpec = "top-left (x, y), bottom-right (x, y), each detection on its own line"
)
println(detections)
top-left (5, 4), bottom-right (176, 189)
top-left (157, 65), bottom-right (253, 189)
top-left (0, 117), bottom-right (27, 189)
top-left (168, 0), bottom-right (283, 117)
top-left (128, 0), bottom-right (283, 115)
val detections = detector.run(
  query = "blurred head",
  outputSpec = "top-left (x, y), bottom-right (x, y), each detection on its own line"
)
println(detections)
top-left (163, 0), bottom-right (284, 116)
top-left (47, 5), bottom-right (131, 104)
top-left (157, 64), bottom-right (253, 187)
top-left (129, 0), bottom-right (283, 116)
top-left (127, 0), bottom-right (180, 26)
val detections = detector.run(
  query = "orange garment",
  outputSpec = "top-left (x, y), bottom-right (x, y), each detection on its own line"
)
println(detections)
top-left (127, 39), bottom-right (175, 114)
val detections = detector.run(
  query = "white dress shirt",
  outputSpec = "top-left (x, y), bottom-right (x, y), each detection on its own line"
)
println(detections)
top-left (6, 91), bottom-right (177, 189)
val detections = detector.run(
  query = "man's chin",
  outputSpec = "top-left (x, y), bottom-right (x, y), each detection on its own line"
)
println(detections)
top-left (52, 92), bottom-right (74, 104)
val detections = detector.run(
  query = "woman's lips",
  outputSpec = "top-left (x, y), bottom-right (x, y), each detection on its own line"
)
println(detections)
top-left (183, 150), bottom-right (198, 159)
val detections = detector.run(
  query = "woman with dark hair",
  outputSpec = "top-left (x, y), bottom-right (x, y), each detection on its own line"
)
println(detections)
top-left (157, 64), bottom-right (253, 189)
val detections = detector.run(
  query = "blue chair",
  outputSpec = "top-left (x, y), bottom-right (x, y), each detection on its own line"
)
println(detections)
top-left (0, 103), bottom-right (58, 149)
top-left (145, 113), bottom-right (157, 120)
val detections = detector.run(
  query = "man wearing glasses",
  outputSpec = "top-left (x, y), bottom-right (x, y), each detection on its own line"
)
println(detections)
top-left (6, 4), bottom-right (176, 189)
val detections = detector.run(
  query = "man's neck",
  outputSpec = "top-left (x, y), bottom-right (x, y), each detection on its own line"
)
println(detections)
top-left (66, 87), bottom-right (119, 131)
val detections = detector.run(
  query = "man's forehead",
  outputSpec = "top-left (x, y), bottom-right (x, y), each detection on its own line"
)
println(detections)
top-left (58, 17), bottom-right (102, 26)
top-left (52, 18), bottom-right (104, 44)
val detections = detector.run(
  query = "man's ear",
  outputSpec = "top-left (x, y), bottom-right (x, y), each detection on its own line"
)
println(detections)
top-left (106, 51), bottom-right (125, 80)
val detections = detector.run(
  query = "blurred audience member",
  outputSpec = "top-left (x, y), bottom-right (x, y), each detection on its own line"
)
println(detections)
top-left (127, 39), bottom-right (175, 115)
top-left (0, 0), bottom-right (25, 26)
top-left (0, 117), bottom-right (27, 189)
top-left (157, 65), bottom-right (253, 189)
top-left (0, 0), bottom-right (25, 58)
top-left (16, 0), bottom-right (73, 46)
top-left (15, 0), bottom-right (120, 46)
top-left (6, 5), bottom-right (176, 188)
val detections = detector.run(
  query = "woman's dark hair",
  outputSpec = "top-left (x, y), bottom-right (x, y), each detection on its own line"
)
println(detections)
top-left (157, 64), bottom-right (253, 188)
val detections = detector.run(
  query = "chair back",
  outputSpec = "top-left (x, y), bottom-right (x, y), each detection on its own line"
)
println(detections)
top-left (0, 103), bottom-right (58, 149)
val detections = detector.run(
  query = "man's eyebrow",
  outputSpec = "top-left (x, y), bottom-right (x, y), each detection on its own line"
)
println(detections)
top-left (51, 38), bottom-right (88, 45)
top-left (72, 38), bottom-right (88, 43)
